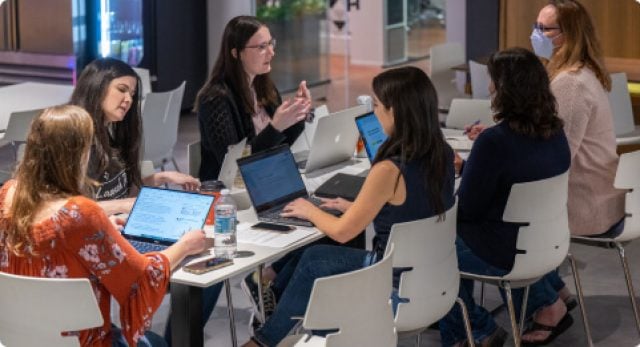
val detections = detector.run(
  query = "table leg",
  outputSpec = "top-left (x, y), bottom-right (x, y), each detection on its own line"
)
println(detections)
top-left (257, 264), bottom-right (266, 323)
top-left (225, 279), bottom-right (239, 347)
top-left (170, 283), bottom-right (203, 347)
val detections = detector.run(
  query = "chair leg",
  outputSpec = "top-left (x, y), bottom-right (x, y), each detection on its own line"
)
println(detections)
top-left (567, 253), bottom-right (593, 347)
top-left (415, 332), bottom-right (421, 347)
top-left (518, 286), bottom-right (530, 335)
top-left (456, 297), bottom-right (475, 347)
top-left (480, 282), bottom-right (486, 307)
top-left (503, 282), bottom-right (521, 347)
top-left (615, 242), bottom-right (640, 336)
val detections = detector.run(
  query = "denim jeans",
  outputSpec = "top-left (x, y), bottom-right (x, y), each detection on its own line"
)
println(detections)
top-left (163, 282), bottom-right (223, 346)
top-left (439, 238), bottom-right (559, 346)
top-left (254, 244), bottom-right (370, 346)
top-left (112, 324), bottom-right (167, 347)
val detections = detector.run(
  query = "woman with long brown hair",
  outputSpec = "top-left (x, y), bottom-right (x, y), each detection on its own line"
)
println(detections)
top-left (0, 105), bottom-right (206, 346)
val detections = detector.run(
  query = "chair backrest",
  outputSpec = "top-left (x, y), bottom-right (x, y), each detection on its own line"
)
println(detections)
top-left (187, 140), bottom-right (201, 178)
top-left (384, 203), bottom-right (459, 332)
top-left (290, 104), bottom-right (330, 154)
top-left (609, 72), bottom-right (635, 136)
top-left (613, 150), bottom-right (640, 242)
top-left (445, 99), bottom-right (493, 130)
top-left (301, 246), bottom-right (397, 347)
top-left (504, 171), bottom-right (570, 281)
top-left (430, 42), bottom-right (466, 110)
top-left (0, 272), bottom-right (103, 347)
top-left (132, 67), bottom-right (152, 98)
top-left (4, 108), bottom-right (41, 143)
top-left (141, 81), bottom-right (185, 167)
top-left (469, 60), bottom-right (491, 99)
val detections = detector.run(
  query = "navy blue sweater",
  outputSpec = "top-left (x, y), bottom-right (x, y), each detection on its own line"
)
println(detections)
top-left (457, 121), bottom-right (570, 270)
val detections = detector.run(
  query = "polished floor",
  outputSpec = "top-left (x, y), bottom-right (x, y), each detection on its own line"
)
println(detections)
top-left (1, 55), bottom-right (639, 346)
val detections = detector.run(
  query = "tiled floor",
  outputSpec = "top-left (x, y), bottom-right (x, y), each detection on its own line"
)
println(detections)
top-left (2, 56), bottom-right (640, 346)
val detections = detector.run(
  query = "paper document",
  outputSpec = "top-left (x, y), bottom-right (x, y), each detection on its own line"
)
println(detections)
top-left (237, 223), bottom-right (318, 248)
top-left (446, 136), bottom-right (474, 151)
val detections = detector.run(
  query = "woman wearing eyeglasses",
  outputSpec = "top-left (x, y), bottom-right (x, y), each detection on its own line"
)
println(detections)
top-left (521, 0), bottom-right (625, 344)
top-left (195, 15), bottom-right (311, 181)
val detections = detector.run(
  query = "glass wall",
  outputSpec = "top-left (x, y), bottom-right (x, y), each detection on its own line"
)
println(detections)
top-left (256, 0), bottom-right (330, 93)
top-left (407, 0), bottom-right (446, 59)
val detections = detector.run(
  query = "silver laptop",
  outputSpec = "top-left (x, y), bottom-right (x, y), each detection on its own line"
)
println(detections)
top-left (122, 186), bottom-right (215, 253)
top-left (294, 105), bottom-right (366, 173)
top-left (217, 138), bottom-right (247, 189)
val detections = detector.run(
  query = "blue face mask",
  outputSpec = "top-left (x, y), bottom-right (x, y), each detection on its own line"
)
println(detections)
top-left (530, 29), bottom-right (557, 59)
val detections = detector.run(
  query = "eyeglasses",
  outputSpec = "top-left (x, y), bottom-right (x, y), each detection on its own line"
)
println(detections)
top-left (244, 38), bottom-right (276, 54)
top-left (533, 23), bottom-right (561, 33)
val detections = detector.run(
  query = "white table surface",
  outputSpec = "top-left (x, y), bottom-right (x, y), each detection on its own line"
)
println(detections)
top-left (0, 82), bottom-right (74, 131)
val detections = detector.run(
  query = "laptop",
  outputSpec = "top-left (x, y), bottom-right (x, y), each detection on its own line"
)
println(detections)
top-left (355, 111), bottom-right (388, 162)
top-left (314, 173), bottom-right (365, 201)
top-left (294, 105), bottom-right (366, 173)
top-left (237, 145), bottom-right (337, 227)
top-left (218, 138), bottom-right (247, 189)
top-left (122, 186), bottom-right (215, 253)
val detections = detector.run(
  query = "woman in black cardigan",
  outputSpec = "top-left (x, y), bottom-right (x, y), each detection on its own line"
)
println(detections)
top-left (195, 15), bottom-right (311, 181)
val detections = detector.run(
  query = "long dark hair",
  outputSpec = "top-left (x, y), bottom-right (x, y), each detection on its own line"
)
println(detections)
top-left (488, 48), bottom-right (564, 138)
top-left (372, 66), bottom-right (450, 216)
top-left (195, 16), bottom-right (279, 117)
top-left (70, 58), bottom-right (142, 189)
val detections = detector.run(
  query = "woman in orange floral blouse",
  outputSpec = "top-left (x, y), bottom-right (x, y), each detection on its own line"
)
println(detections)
top-left (0, 105), bottom-right (207, 346)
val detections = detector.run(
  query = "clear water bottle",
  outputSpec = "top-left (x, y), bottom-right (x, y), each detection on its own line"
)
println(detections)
top-left (214, 189), bottom-right (237, 259)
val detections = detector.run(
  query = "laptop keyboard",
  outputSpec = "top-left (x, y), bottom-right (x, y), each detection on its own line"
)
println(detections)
top-left (128, 240), bottom-right (168, 254)
top-left (260, 197), bottom-right (341, 227)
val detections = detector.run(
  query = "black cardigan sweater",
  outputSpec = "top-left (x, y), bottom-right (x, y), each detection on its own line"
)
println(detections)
top-left (197, 80), bottom-right (304, 181)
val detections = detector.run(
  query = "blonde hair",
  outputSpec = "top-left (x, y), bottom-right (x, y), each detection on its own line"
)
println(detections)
top-left (1, 105), bottom-right (94, 256)
top-left (546, 0), bottom-right (611, 91)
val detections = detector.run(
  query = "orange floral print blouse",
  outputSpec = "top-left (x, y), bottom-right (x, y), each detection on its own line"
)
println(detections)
top-left (0, 180), bottom-right (170, 346)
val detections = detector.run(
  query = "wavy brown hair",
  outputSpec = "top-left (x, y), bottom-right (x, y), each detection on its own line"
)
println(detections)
top-left (489, 48), bottom-right (564, 138)
top-left (70, 58), bottom-right (143, 189)
top-left (545, 0), bottom-right (610, 91)
top-left (195, 16), bottom-right (279, 116)
top-left (1, 106), bottom-right (94, 256)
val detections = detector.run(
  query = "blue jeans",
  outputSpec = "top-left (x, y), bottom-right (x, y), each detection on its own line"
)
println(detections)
top-left (163, 283), bottom-right (223, 346)
top-left (254, 244), bottom-right (370, 346)
top-left (439, 238), bottom-right (558, 346)
top-left (112, 324), bottom-right (167, 347)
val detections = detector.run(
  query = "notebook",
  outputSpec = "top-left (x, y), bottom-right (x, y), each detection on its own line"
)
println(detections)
top-left (237, 145), bottom-right (337, 227)
top-left (294, 105), bottom-right (366, 173)
top-left (355, 111), bottom-right (388, 162)
top-left (122, 186), bottom-right (215, 253)
top-left (218, 138), bottom-right (247, 189)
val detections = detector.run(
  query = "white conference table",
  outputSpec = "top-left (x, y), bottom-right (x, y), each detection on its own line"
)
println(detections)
top-left (169, 158), bottom-right (372, 347)
top-left (0, 82), bottom-right (74, 131)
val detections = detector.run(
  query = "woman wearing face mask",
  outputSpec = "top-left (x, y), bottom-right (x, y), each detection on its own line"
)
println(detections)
top-left (529, 1), bottom-right (625, 340)
top-left (70, 58), bottom-right (201, 215)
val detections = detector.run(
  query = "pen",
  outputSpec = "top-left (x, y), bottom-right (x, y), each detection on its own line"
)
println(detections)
top-left (463, 119), bottom-right (481, 135)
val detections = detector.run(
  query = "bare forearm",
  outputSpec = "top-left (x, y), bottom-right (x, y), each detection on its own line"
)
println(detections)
top-left (161, 242), bottom-right (191, 271)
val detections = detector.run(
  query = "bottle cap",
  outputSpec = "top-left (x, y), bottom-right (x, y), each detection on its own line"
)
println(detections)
top-left (221, 189), bottom-right (230, 195)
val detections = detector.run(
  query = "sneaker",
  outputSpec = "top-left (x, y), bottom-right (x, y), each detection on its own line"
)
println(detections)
top-left (241, 271), bottom-right (277, 323)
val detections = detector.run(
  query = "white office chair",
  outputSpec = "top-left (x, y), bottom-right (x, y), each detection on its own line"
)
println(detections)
top-left (429, 42), bottom-right (469, 112)
top-left (461, 171), bottom-right (571, 347)
top-left (187, 140), bottom-right (201, 178)
top-left (142, 81), bottom-right (186, 171)
top-left (570, 150), bottom-right (640, 342)
top-left (0, 108), bottom-right (42, 160)
top-left (386, 204), bottom-right (475, 346)
top-left (442, 99), bottom-right (493, 136)
top-left (278, 246), bottom-right (397, 347)
top-left (0, 272), bottom-right (103, 347)
top-left (290, 104), bottom-right (330, 154)
top-left (469, 60), bottom-right (491, 99)
top-left (609, 72), bottom-right (640, 145)
top-left (133, 67), bottom-right (152, 107)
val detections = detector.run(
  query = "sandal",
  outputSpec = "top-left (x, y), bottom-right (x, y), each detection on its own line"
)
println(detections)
top-left (522, 313), bottom-right (573, 346)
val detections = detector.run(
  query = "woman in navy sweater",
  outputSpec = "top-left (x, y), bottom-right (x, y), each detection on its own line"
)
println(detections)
top-left (440, 48), bottom-right (571, 347)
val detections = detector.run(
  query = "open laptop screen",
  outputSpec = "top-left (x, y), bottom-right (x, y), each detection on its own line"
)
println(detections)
top-left (237, 145), bottom-right (307, 212)
top-left (355, 112), bottom-right (388, 161)
top-left (123, 187), bottom-right (214, 244)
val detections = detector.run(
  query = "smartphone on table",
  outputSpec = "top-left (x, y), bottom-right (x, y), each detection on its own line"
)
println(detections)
top-left (251, 222), bottom-right (296, 233)
top-left (183, 257), bottom-right (233, 275)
